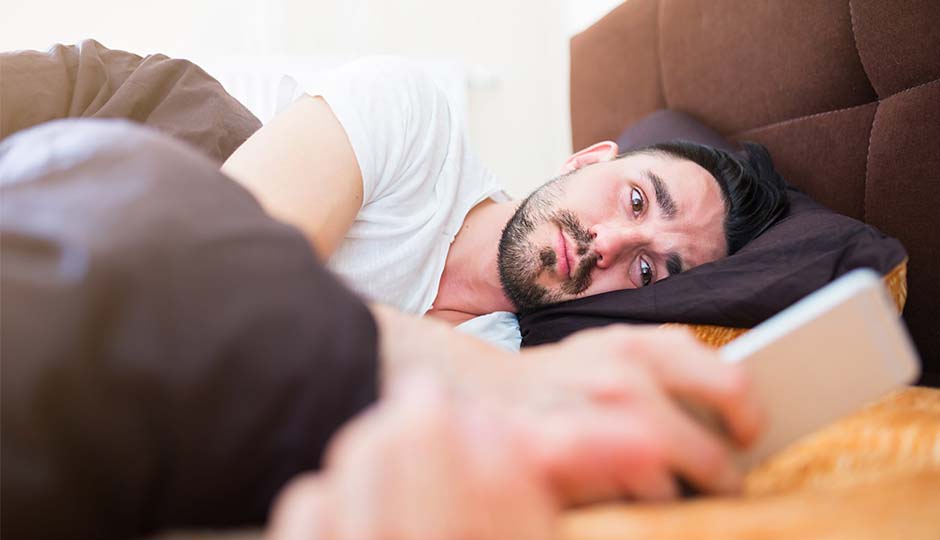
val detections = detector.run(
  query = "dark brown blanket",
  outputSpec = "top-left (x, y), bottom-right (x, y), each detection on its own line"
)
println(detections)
top-left (1, 118), bottom-right (379, 540)
top-left (0, 39), bottom-right (260, 163)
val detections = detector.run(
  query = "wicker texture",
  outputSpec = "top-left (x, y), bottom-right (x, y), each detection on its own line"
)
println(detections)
top-left (745, 386), bottom-right (940, 495)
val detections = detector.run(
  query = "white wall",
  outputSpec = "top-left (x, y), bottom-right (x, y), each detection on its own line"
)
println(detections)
top-left (0, 0), bottom-right (622, 196)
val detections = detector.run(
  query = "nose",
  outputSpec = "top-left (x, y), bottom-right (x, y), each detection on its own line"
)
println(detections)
top-left (589, 222), bottom-right (652, 269)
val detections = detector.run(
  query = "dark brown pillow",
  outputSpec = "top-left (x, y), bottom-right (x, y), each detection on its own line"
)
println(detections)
top-left (520, 111), bottom-right (908, 347)
top-left (615, 109), bottom-right (740, 154)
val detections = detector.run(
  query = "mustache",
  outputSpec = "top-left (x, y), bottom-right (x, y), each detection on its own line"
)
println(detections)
top-left (556, 210), bottom-right (594, 249)
top-left (562, 251), bottom-right (599, 295)
top-left (551, 210), bottom-right (599, 296)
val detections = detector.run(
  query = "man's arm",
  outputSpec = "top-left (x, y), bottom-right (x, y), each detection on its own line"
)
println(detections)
top-left (221, 95), bottom-right (362, 259)
top-left (222, 57), bottom-right (460, 262)
top-left (268, 321), bottom-right (765, 540)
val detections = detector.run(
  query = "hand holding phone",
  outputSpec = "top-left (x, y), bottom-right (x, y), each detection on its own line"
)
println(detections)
top-left (690, 269), bottom-right (921, 471)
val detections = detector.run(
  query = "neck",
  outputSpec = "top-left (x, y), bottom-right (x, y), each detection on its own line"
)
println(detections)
top-left (430, 198), bottom-right (519, 323)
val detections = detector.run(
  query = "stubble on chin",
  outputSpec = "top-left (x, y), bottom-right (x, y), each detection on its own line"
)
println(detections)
top-left (539, 247), bottom-right (556, 268)
top-left (499, 174), bottom-right (604, 312)
top-left (559, 250), bottom-right (598, 296)
top-left (499, 218), bottom-right (598, 311)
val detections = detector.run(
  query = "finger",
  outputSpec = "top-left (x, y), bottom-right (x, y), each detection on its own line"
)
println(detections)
top-left (383, 378), bottom-right (555, 540)
top-left (623, 462), bottom-right (681, 502)
top-left (518, 402), bottom-right (680, 504)
top-left (338, 374), bottom-right (467, 540)
top-left (649, 392), bottom-right (743, 495)
top-left (458, 401), bottom-right (557, 540)
top-left (327, 406), bottom-right (393, 540)
top-left (624, 328), bottom-right (763, 447)
top-left (267, 473), bottom-right (334, 540)
top-left (390, 391), bottom-right (467, 538)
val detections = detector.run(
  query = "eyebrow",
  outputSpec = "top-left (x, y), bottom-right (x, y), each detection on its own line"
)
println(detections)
top-left (644, 170), bottom-right (678, 219)
top-left (666, 252), bottom-right (684, 277)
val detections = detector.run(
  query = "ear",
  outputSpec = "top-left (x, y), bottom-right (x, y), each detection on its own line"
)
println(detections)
top-left (561, 140), bottom-right (620, 173)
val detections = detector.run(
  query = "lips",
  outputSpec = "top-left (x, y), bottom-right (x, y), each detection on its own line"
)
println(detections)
top-left (556, 227), bottom-right (571, 278)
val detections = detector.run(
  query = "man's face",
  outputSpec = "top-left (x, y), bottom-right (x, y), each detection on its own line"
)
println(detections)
top-left (498, 152), bottom-right (728, 312)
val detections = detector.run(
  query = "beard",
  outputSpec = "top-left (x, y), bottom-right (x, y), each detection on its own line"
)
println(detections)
top-left (497, 175), bottom-right (599, 313)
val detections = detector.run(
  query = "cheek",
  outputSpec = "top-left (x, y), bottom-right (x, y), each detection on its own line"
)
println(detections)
top-left (681, 217), bottom-right (726, 263)
top-left (560, 181), bottom-right (621, 225)
top-left (583, 269), bottom-right (635, 296)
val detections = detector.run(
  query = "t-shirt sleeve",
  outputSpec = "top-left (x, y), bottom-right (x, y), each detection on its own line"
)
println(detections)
top-left (294, 56), bottom-right (458, 205)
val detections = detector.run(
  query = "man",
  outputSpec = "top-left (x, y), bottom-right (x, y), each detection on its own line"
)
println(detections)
top-left (2, 119), bottom-right (760, 540)
top-left (222, 56), bottom-right (789, 346)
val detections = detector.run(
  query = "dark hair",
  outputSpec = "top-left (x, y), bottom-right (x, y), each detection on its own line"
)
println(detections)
top-left (625, 140), bottom-right (789, 255)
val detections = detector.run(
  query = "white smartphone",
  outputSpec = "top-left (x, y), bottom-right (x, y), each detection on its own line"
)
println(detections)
top-left (717, 268), bottom-right (921, 470)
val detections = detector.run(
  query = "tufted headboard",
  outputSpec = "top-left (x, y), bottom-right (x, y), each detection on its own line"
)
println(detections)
top-left (570, 0), bottom-right (940, 385)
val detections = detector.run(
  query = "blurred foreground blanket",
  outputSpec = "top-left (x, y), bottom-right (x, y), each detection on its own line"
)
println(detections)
top-left (0, 39), bottom-right (260, 162)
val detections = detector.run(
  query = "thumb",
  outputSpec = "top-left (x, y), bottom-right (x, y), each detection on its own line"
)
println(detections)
top-left (266, 473), bottom-right (334, 540)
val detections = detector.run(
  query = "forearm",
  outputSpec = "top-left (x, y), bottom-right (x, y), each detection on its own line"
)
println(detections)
top-left (369, 304), bottom-right (523, 398)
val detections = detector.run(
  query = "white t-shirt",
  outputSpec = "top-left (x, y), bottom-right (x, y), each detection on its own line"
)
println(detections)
top-left (278, 57), bottom-right (521, 349)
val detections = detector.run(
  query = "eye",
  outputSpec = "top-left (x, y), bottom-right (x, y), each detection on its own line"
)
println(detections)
top-left (639, 258), bottom-right (653, 286)
top-left (630, 187), bottom-right (645, 217)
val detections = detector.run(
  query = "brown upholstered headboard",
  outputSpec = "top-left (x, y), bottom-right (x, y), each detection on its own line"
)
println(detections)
top-left (570, 0), bottom-right (940, 386)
